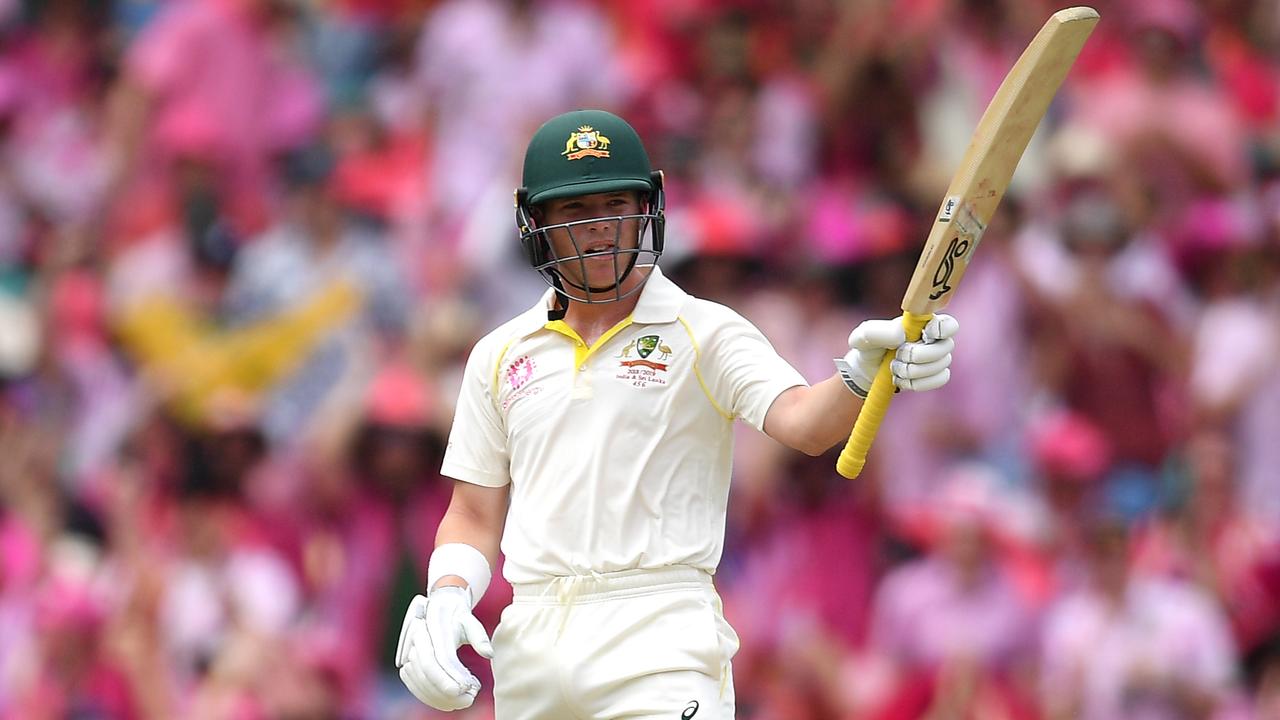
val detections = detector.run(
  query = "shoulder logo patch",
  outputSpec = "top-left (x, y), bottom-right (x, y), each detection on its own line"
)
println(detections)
top-left (502, 355), bottom-right (542, 411)
top-left (506, 355), bottom-right (535, 390)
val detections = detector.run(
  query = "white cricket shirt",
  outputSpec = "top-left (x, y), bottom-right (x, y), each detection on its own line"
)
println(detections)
top-left (440, 267), bottom-right (808, 583)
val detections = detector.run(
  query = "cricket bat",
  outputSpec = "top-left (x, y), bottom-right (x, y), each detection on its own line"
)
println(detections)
top-left (835, 6), bottom-right (1099, 480)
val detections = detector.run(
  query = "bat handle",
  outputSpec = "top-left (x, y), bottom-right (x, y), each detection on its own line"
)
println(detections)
top-left (835, 311), bottom-right (933, 479)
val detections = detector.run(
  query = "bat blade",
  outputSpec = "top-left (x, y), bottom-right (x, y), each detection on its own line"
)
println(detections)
top-left (906, 6), bottom-right (1099, 316)
top-left (836, 6), bottom-right (1099, 480)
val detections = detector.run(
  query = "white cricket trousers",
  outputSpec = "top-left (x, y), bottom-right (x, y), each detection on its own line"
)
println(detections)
top-left (491, 565), bottom-right (739, 719)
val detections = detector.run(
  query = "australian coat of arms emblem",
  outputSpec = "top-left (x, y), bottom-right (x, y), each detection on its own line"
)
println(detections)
top-left (562, 125), bottom-right (611, 160)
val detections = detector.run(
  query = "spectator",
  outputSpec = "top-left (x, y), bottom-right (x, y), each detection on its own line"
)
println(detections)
top-left (1041, 519), bottom-right (1239, 720)
top-left (1, 1), bottom-right (1278, 717)
top-left (106, 0), bottom-right (324, 238)
top-left (1030, 409), bottom-right (1112, 592)
top-left (224, 142), bottom-right (412, 444)
top-left (865, 467), bottom-right (1038, 719)
top-left (1133, 430), bottom-right (1280, 653)
top-left (1020, 189), bottom-right (1188, 517)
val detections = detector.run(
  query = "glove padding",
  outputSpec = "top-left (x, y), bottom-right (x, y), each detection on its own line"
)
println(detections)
top-left (845, 314), bottom-right (959, 394)
top-left (395, 586), bottom-right (494, 711)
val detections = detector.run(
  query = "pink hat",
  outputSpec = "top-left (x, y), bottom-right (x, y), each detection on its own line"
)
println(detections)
top-left (691, 194), bottom-right (760, 258)
top-left (1180, 196), bottom-right (1263, 251)
top-left (892, 463), bottom-right (1005, 547)
top-left (49, 270), bottom-right (106, 346)
top-left (0, 516), bottom-right (41, 590)
top-left (364, 362), bottom-right (433, 428)
top-left (1030, 410), bottom-right (1111, 483)
top-left (934, 463), bottom-right (1002, 529)
top-left (807, 180), bottom-right (911, 264)
top-left (35, 577), bottom-right (106, 633)
top-left (1170, 196), bottom-right (1265, 279)
top-left (0, 61), bottom-right (22, 117)
top-left (1129, 0), bottom-right (1201, 45)
top-left (155, 104), bottom-right (226, 163)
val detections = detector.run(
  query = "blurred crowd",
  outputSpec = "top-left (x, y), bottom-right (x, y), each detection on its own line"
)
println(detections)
top-left (0, 0), bottom-right (1279, 717)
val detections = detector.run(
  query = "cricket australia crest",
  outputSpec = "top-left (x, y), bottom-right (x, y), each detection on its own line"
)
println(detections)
top-left (616, 334), bottom-right (672, 387)
top-left (562, 125), bottom-right (611, 160)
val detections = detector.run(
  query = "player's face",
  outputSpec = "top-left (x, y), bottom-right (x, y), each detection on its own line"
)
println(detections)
top-left (539, 191), bottom-right (643, 291)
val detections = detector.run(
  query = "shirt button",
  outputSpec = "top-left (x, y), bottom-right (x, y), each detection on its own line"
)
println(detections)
top-left (578, 364), bottom-right (587, 371)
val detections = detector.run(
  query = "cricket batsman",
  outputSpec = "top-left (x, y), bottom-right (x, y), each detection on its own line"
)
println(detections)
top-left (395, 109), bottom-right (958, 718)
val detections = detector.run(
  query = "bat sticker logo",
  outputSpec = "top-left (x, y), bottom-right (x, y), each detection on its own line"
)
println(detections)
top-left (930, 201), bottom-right (987, 301)
top-left (929, 235), bottom-right (969, 300)
top-left (938, 195), bottom-right (960, 222)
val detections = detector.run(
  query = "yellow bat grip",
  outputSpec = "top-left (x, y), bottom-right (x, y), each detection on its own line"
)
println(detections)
top-left (835, 311), bottom-right (933, 479)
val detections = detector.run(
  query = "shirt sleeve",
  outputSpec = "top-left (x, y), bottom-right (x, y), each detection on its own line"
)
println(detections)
top-left (440, 338), bottom-right (511, 487)
top-left (697, 304), bottom-right (808, 432)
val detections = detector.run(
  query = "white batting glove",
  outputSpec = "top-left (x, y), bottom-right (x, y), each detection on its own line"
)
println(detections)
top-left (395, 587), bottom-right (494, 711)
top-left (842, 314), bottom-right (959, 396)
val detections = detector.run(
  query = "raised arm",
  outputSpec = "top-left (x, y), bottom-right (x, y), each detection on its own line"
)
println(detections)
top-left (764, 375), bottom-right (865, 456)
top-left (764, 315), bottom-right (959, 456)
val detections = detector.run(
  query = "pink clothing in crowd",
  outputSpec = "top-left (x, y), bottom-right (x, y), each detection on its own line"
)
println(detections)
top-left (1075, 68), bottom-right (1247, 192)
top-left (125, 0), bottom-right (322, 233)
top-left (1041, 576), bottom-right (1238, 720)
top-left (869, 556), bottom-right (1033, 673)
top-left (413, 0), bottom-right (625, 224)
top-left (1, 0), bottom-right (1278, 716)
top-left (727, 488), bottom-right (881, 651)
top-left (279, 488), bottom-right (399, 708)
top-left (1134, 514), bottom-right (1280, 650)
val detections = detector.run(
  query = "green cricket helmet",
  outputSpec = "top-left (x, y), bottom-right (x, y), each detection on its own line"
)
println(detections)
top-left (515, 109), bottom-right (665, 303)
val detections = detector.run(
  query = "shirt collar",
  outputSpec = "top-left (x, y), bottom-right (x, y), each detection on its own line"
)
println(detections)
top-left (630, 266), bottom-right (688, 324)
top-left (510, 266), bottom-right (689, 339)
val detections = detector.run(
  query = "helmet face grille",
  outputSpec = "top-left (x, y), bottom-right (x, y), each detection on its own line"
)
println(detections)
top-left (518, 212), bottom-right (663, 304)
top-left (515, 172), bottom-right (666, 304)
